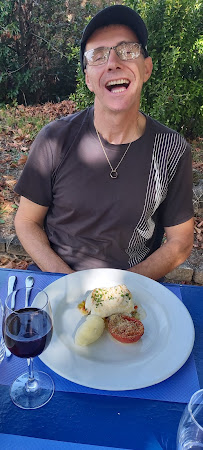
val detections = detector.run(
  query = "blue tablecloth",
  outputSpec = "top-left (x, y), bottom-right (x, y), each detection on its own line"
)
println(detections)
top-left (0, 433), bottom-right (132, 450)
top-left (0, 268), bottom-right (202, 450)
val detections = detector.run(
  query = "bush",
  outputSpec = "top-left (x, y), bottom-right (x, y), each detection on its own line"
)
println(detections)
top-left (0, 0), bottom-right (97, 105)
top-left (72, 0), bottom-right (203, 138)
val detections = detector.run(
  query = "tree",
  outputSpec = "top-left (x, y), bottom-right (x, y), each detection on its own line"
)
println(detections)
top-left (0, 0), bottom-right (92, 104)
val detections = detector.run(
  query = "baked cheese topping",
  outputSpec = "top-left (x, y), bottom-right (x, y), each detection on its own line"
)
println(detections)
top-left (108, 314), bottom-right (144, 336)
top-left (85, 284), bottom-right (134, 318)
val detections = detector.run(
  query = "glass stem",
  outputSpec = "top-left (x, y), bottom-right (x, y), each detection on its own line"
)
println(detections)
top-left (26, 358), bottom-right (38, 392)
top-left (28, 358), bottom-right (34, 380)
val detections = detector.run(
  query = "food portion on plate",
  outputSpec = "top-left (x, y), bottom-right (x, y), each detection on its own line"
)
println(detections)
top-left (75, 315), bottom-right (105, 347)
top-left (75, 284), bottom-right (146, 347)
top-left (107, 314), bottom-right (144, 344)
top-left (85, 284), bottom-right (134, 318)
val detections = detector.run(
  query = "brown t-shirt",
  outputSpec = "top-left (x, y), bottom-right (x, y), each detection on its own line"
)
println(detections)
top-left (15, 107), bottom-right (193, 271)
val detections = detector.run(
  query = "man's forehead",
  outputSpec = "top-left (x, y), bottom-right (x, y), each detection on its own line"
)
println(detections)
top-left (85, 24), bottom-right (139, 50)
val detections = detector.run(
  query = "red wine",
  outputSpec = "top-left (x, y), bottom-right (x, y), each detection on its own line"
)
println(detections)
top-left (4, 307), bottom-right (53, 358)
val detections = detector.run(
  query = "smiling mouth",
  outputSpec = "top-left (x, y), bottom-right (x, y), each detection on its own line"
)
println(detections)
top-left (105, 79), bottom-right (130, 93)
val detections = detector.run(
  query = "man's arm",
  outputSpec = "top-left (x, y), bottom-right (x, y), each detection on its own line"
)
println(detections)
top-left (128, 218), bottom-right (194, 280)
top-left (14, 196), bottom-right (75, 274)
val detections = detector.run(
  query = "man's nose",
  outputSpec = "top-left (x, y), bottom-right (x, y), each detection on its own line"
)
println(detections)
top-left (107, 48), bottom-right (122, 69)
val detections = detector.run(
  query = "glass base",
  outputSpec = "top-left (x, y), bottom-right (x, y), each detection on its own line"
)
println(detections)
top-left (10, 371), bottom-right (54, 409)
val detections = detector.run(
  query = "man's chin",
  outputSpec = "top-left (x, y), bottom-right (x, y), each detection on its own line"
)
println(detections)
top-left (94, 93), bottom-right (140, 115)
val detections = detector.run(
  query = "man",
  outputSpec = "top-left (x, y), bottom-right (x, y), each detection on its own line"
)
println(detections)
top-left (14, 5), bottom-right (194, 279)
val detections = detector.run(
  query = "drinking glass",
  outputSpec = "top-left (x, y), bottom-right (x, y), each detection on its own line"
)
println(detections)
top-left (0, 300), bottom-right (5, 363)
top-left (3, 287), bottom-right (54, 409)
top-left (177, 389), bottom-right (203, 449)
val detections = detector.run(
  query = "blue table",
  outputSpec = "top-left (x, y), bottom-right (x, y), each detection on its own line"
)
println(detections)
top-left (0, 268), bottom-right (202, 450)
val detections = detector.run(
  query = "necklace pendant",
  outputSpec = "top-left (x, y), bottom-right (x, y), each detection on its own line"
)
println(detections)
top-left (110, 170), bottom-right (118, 179)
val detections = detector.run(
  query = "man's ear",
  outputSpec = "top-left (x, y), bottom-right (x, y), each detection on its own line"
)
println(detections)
top-left (143, 57), bottom-right (153, 83)
top-left (85, 69), bottom-right (94, 92)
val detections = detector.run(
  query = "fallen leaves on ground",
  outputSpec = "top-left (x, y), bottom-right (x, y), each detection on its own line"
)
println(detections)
top-left (0, 255), bottom-right (31, 270)
top-left (15, 100), bottom-right (76, 120)
top-left (194, 217), bottom-right (203, 249)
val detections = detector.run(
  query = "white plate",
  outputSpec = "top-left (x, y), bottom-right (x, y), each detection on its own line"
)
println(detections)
top-left (39, 269), bottom-right (195, 391)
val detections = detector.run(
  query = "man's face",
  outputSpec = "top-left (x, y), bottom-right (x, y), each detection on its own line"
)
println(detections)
top-left (85, 25), bottom-right (153, 114)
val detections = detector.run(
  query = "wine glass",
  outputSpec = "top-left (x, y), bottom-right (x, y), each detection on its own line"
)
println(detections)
top-left (177, 389), bottom-right (203, 449)
top-left (3, 287), bottom-right (54, 409)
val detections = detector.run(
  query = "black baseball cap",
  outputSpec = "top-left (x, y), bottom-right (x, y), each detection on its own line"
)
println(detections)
top-left (80, 5), bottom-right (148, 72)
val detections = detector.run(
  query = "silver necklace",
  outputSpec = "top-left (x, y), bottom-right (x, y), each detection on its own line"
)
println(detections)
top-left (96, 129), bottom-right (132, 179)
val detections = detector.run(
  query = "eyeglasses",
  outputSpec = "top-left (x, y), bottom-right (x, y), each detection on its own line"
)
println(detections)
top-left (84, 42), bottom-right (143, 68)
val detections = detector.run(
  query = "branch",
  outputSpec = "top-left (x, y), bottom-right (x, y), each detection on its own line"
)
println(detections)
top-left (7, 45), bottom-right (19, 54)
top-left (31, 32), bottom-right (67, 58)
top-left (6, 56), bottom-right (33, 75)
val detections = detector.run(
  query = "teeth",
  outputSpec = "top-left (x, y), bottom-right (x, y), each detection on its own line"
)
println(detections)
top-left (106, 79), bottom-right (129, 86)
top-left (111, 87), bottom-right (126, 93)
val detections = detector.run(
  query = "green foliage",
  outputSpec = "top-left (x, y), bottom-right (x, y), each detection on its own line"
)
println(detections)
top-left (73, 0), bottom-right (203, 138)
top-left (70, 63), bottom-right (94, 109)
top-left (136, 0), bottom-right (203, 138)
top-left (0, 0), bottom-right (94, 104)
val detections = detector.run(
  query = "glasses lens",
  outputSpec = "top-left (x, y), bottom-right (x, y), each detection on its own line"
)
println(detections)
top-left (85, 47), bottom-right (109, 66)
top-left (116, 43), bottom-right (141, 60)
top-left (84, 43), bottom-right (141, 67)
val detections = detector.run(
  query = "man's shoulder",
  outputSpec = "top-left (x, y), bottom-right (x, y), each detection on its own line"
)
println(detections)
top-left (147, 114), bottom-right (186, 141)
top-left (146, 115), bottom-right (191, 169)
top-left (41, 107), bottom-right (92, 138)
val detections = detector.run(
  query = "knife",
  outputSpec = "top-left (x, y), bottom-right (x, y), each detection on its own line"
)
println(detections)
top-left (5, 276), bottom-right (17, 357)
top-left (7, 276), bottom-right (17, 300)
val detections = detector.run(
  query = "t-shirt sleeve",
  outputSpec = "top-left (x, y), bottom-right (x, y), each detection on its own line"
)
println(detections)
top-left (159, 143), bottom-right (194, 227)
top-left (14, 125), bottom-right (55, 206)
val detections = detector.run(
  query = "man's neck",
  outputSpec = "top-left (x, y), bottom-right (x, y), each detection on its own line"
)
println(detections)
top-left (93, 104), bottom-right (146, 145)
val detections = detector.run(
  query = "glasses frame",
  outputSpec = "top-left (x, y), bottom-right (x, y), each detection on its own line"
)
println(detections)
top-left (84, 42), bottom-right (143, 68)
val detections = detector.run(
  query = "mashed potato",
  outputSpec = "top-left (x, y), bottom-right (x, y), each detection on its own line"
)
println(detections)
top-left (75, 315), bottom-right (105, 346)
top-left (85, 284), bottom-right (134, 318)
